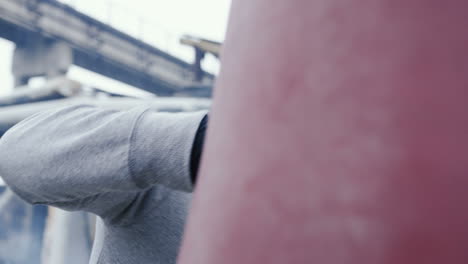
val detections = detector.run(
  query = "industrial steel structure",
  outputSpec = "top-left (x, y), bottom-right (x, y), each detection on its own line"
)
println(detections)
top-left (0, 0), bottom-right (215, 96)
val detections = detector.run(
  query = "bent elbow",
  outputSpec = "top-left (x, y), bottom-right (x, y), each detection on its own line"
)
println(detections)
top-left (0, 121), bottom-right (51, 204)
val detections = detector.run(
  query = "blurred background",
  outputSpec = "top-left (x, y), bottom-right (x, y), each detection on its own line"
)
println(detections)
top-left (0, 0), bottom-right (230, 263)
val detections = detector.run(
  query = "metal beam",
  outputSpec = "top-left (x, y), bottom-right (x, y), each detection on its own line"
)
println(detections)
top-left (0, 0), bottom-right (215, 95)
top-left (0, 96), bottom-right (211, 135)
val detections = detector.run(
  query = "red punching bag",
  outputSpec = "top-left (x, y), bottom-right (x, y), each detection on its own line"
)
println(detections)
top-left (179, 0), bottom-right (468, 263)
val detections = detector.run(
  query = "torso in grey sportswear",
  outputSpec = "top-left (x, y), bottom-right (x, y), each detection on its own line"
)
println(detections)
top-left (0, 105), bottom-right (207, 264)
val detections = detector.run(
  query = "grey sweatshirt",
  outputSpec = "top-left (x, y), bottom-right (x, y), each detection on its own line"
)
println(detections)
top-left (0, 105), bottom-right (207, 264)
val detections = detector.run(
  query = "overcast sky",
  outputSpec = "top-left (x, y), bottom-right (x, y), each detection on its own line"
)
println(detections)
top-left (0, 0), bottom-right (231, 96)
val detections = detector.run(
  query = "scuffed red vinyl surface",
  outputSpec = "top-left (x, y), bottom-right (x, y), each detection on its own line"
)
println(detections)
top-left (179, 1), bottom-right (468, 263)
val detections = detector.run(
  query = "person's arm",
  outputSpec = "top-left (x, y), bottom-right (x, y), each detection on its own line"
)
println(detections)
top-left (190, 114), bottom-right (208, 184)
top-left (0, 105), bottom-right (206, 219)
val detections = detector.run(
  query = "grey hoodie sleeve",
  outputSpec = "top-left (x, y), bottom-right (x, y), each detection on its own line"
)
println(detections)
top-left (0, 105), bottom-right (206, 218)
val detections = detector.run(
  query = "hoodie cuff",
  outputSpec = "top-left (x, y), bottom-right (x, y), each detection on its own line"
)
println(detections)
top-left (128, 110), bottom-right (208, 192)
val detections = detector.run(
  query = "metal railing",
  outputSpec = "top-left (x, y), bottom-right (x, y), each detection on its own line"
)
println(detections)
top-left (59, 0), bottom-right (188, 60)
